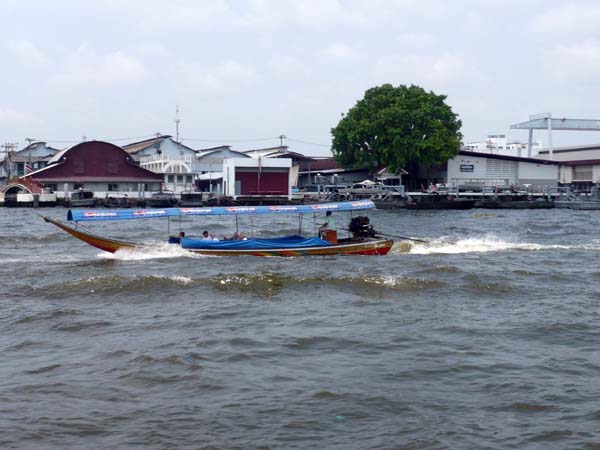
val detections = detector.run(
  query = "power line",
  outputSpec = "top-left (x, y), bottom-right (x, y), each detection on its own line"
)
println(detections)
top-left (287, 137), bottom-right (331, 148)
top-left (108, 134), bottom-right (157, 142)
top-left (11, 134), bottom-right (332, 148)
top-left (182, 136), bottom-right (281, 143)
top-left (31, 134), bottom-right (157, 144)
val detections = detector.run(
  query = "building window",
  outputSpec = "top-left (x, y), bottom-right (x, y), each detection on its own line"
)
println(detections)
top-left (186, 175), bottom-right (193, 183)
top-left (177, 175), bottom-right (184, 183)
top-left (167, 175), bottom-right (174, 183)
top-left (74, 183), bottom-right (84, 190)
top-left (108, 183), bottom-right (119, 191)
top-left (44, 183), bottom-right (58, 192)
top-left (573, 165), bottom-right (593, 181)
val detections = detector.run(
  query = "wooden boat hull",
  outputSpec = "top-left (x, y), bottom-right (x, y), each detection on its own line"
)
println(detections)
top-left (43, 217), bottom-right (393, 256)
top-left (43, 217), bottom-right (138, 253)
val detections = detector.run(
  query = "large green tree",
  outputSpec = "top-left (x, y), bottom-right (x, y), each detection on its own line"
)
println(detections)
top-left (331, 84), bottom-right (462, 175)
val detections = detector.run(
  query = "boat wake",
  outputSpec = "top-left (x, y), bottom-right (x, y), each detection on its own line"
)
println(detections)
top-left (98, 243), bottom-right (205, 261)
top-left (401, 235), bottom-right (600, 255)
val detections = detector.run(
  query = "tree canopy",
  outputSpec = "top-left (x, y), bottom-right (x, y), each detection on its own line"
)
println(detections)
top-left (331, 84), bottom-right (462, 174)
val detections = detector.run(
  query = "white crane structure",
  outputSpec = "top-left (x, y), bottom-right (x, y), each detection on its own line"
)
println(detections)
top-left (511, 113), bottom-right (600, 160)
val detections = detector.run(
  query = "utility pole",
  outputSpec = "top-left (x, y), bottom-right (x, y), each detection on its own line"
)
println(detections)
top-left (25, 137), bottom-right (34, 174)
top-left (1, 142), bottom-right (18, 179)
top-left (175, 105), bottom-right (181, 143)
top-left (154, 132), bottom-right (162, 155)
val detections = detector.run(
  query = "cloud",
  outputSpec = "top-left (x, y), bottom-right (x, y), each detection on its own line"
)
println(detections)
top-left (544, 40), bottom-right (600, 82)
top-left (320, 43), bottom-right (357, 61)
top-left (6, 39), bottom-right (48, 66)
top-left (176, 60), bottom-right (257, 92)
top-left (132, 0), bottom-right (233, 32)
top-left (60, 47), bottom-right (146, 86)
top-left (291, 0), bottom-right (366, 27)
top-left (372, 52), bottom-right (464, 87)
top-left (0, 106), bottom-right (36, 123)
top-left (533, 4), bottom-right (600, 35)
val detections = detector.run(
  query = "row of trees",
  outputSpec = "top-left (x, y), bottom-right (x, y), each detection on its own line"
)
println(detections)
top-left (331, 84), bottom-right (462, 176)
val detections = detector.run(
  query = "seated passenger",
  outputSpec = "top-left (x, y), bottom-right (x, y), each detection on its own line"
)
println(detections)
top-left (201, 230), bottom-right (210, 240)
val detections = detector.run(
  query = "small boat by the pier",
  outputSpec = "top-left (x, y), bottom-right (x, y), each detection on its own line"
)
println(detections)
top-left (178, 190), bottom-right (205, 207)
top-left (43, 200), bottom-right (393, 256)
top-left (104, 194), bottom-right (130, 208)
top-left (147, 190), bottom-right (178, 208)
top-left (69, 189), bottom-right (96, 207)
top-left (475, 197), bottom-right (555, 209)
top-left (406, 194), bottom-right (476, 210)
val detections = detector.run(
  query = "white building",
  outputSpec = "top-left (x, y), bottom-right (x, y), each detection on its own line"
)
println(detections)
top-left (465, 135), bottom-right (543, 157)
top-left (223, 157), bottom-right (293, 200)
top-left (447, 150), bottom-right (559, 191)
top-left (125, 135), bottom-right (198, 192)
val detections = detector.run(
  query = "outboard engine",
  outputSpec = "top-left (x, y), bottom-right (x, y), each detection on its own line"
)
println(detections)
top-left (348, 216), bottom-right (376, 238)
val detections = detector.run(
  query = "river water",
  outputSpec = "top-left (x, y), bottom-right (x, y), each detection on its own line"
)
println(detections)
top-left (1, 207), bottom-right (599, 449)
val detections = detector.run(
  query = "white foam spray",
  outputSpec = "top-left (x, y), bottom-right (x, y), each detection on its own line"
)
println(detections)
top-left (98, 243), bottom-right (205, 261)
top-left (406, 234), bottom-right (600, 255)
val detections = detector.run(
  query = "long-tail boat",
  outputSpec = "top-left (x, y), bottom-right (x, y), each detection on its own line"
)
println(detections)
top-left (43, 200), bottom-right (393, 256)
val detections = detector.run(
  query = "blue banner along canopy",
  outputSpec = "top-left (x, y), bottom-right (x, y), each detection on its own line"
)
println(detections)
top-left (67, 200), bottom-right (376, 222)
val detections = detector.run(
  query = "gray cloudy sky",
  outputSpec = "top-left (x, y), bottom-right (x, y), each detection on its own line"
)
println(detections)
top-left (2, 0), bottom-right (600, 154)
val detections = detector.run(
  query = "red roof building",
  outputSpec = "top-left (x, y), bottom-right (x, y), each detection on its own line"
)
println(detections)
top-left (24, 140), bottom-right (163, 195)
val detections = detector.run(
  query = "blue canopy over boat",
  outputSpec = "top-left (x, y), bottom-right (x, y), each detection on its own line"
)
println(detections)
top-left (67, 200), bottom-right (375, 222)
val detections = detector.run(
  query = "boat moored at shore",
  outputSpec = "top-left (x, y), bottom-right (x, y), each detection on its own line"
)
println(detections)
top-left (69, 189), bottom-right (96, 208)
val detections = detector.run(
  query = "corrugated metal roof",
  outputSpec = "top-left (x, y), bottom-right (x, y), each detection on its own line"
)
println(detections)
top-left (47, 148), bottom-right (69, 164)
top-left (122, 136), bottom-right (171, 154)
top-left (538, 143), bottom-right (600, 154)
top-left (31, 176), bottom-right (162, 182)
top-left (459, 150), bottom-right (560, 165)
top-left (560, 159), bottom-right (600, 166)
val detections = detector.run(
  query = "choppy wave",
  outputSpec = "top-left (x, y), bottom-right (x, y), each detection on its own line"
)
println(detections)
top-left (21, 271), bottom-right (444, 300)
top-left (25, 274), bottom-right (195, 299)
top-left (212, 272), bottom-right (442, 297)
top-left (402, 234), bottom-right (600, 255)
top-left (16, 309), bottom-right (81, 324)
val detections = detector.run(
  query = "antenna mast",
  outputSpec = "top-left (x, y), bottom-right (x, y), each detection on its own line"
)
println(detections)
top-left (175, 105), bottom-right (181, 143)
